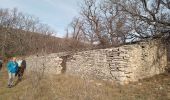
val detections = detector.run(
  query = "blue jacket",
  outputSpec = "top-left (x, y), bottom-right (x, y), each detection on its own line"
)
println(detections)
top-left (7, 61), bottom-right (18, 73)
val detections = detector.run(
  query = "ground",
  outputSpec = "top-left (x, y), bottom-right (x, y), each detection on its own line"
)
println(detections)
top-left (0, 65), bottom-right (170, 100)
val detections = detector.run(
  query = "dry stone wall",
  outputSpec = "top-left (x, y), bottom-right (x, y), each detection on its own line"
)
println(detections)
top-left (26, 39), bottom-right (167, 84)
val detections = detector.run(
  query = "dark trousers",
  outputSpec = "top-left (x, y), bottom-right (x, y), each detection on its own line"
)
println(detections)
top-left (16, 67), bottom-right (25, 80)
top-left (0, 63), bottom-right (2, 71)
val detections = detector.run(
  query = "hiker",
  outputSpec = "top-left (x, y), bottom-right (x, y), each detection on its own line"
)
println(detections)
top-left (16, 57), bottom-right (26, 81)
top-left (16, 57), bottom-right (22, 73)
top-left (7, 57), bottom-right (18, 88)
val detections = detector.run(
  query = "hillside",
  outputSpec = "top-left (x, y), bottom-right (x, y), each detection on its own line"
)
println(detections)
top-left (0, 7), bottom-right (90, 57)
top-left (0, 27), bottom-right (90, 57)
top-left (0, 63), bottom-right (170, 100)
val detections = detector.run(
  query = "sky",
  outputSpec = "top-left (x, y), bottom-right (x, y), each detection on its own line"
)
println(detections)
top-left (0, 0), bottom-right (81, 37)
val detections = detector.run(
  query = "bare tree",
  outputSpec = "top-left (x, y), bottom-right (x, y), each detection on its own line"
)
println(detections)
top-left (100, 0), bottom-right (132, 45)
top-left (67, 0), bottom-right (133, 48)
top-left (110, 0), bottom-right (170, 40)
top-left (80, 0), bottom-right (112, 48)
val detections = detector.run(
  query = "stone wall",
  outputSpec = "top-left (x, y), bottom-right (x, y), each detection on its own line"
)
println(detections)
top-left (26, 39), bottom-right (167, 84)
top-left (26, 52), bottom-right (72, 74)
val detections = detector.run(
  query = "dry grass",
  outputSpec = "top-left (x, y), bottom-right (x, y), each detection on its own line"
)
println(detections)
top-left (0, 66), bottom-right (170, 100)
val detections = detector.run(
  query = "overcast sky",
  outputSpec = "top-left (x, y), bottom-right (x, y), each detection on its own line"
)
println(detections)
top-left (0, 0), bottom-right (81, 37)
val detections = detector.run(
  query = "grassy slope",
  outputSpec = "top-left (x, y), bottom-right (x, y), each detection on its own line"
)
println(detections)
top-left (0, 65), bottom-right (170, 100)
